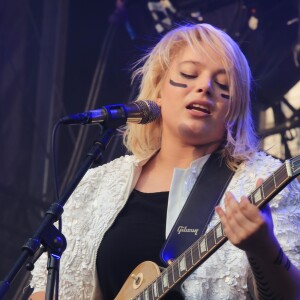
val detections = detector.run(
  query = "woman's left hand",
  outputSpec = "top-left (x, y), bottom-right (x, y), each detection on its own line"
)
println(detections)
top-left (215, 178), bottom-right (276, 255)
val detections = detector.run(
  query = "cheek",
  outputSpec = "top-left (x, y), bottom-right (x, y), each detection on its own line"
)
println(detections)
top-left (219, 100), bottom-right (230, 117)
top-left (162, 77), bottom-right (191, 95)
top-left (161, 86), bottom-right (184, 106)
top-left (214, 102), bottom-right (229, 132)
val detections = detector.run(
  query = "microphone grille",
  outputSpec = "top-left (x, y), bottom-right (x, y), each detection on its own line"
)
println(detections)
top-left (135, 100), bottom-right (161, 124)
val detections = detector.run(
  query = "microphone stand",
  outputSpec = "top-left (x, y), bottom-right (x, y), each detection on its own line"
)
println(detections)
top-left (0, 126), bottom-right (116, 300)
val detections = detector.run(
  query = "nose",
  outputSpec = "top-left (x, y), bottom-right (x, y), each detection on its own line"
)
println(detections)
top-left (196, 75), bottom-right (212, 95)
top-left (197, 87), bottom-right (211, 95)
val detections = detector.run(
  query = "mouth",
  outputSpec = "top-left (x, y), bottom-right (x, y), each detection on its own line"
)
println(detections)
top-left (186, 103), bottom-right (211, 115)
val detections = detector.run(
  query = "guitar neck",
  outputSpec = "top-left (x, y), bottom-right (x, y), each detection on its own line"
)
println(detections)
top-left (132, 156), bottom-right (300, 300)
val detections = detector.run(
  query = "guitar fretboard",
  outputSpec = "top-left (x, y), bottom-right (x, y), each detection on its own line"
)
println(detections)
top-left (132, 157), bottom-right (300, 300)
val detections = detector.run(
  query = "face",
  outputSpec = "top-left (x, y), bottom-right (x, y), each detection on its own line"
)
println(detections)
top-left (157, 45), bottom-right (230, 150)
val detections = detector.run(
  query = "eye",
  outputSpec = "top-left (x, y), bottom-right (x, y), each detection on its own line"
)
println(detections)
top-left (180, 72), bottom-right (197, 79)
top-left (215, 81), bottom-right (229, 91)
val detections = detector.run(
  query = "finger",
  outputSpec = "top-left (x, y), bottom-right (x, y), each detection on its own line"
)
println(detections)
top-left (225, 195), bottom-right (261, 245)
top-left (256, 178), bottom-right (264, 188)
top-left (224, 192), bottom-right (256, 229)
top-left (225, 191), bottom-right (264, 226)
top-left (215, 205), bottom-right (238, 242)
top-left (215, 205), bottom-right (225, 218)
top-left (219, 193), bottom-right (252, 243)
top-left (253, 178), bottom-right (273, 223)
top-left (225, 178), bottom-right (263, 225)
top-left (221, 196), bottom-right (265, 248)
top-left (236, 177), bottom-right (265, 223)
top-left (238, 196), bottom-right (263, 223)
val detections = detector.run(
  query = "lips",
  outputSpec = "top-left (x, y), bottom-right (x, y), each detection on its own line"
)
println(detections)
top-left (186, 103), bottom-right (211, 115)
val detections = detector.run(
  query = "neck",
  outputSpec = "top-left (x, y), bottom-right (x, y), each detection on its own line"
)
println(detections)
top-left (156, 140), bottom-right (220, 169)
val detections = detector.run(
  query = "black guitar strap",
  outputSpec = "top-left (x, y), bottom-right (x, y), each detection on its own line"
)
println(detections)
top-left (160, 151), bottom-right (235, 264)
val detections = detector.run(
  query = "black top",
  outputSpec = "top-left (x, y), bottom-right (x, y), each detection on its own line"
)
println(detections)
top-left (97, 189), bottom-right (184, 299)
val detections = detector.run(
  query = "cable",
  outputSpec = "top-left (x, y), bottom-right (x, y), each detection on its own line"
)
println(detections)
top-left (51, 120), bottom-right (63, 300)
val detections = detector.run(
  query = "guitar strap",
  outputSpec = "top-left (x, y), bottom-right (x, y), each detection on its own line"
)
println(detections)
top-left (160, 151), bottom-right (235, 264)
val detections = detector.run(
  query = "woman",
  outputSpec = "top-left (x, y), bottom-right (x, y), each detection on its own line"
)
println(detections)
top-left (29, 23), bottom-right (300, 299)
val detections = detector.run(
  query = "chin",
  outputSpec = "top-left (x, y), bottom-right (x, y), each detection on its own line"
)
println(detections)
top-left (178, 123), bottom-right (207, 137)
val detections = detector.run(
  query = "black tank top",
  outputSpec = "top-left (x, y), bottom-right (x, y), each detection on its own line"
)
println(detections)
top-left (97, 189), bottom-right (184, 299)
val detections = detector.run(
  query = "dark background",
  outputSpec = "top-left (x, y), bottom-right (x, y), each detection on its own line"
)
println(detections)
top-left (0, 0), bottom-right (299, 299)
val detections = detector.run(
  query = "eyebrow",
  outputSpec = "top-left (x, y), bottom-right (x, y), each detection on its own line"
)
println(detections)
top-left (178, 61), bottom-right (227, 75)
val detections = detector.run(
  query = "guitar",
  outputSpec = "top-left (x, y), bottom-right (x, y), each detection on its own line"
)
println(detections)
top-left (115, 155), bottom-right (300, 300)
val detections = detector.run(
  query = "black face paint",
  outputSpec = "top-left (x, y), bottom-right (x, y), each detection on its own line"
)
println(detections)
top-left (169, 79), bottom-right (187, 88)
top-left (170, 78), bottom-right (230, 99)
top-left (221, 94), bottom-right (230, 99)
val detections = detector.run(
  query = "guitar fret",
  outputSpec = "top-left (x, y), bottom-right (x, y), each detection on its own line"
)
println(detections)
top-left (173, 260), bottom-right (180, 282)
top-left (199, 237), bottom-right (208, 254)
top-left (274, 165), bottom-right (288, 186)
top-left (149, 284), bottom-right (154, 300)
top-left (157, 275), bottom-right (163, 296)
top-left (191, 242), bottom-right (200, 264)
top-left (206, 230), bottom-right (215, 250)
top-left (292, 158), bottom-right (300, 174)
top-left (286, 160), bottom-right (293, 176)
top-left (215, 222), bottom-right (224, 241)
top-left (167, 265), bottom-right (174, 287)
top-left (170, 263), bottom-right (175, 285)
top-left (145, 287), bottom-right (149, 300)
top-left (213, 227), bottom-right (217, 244)
top-left (186, 248), bottom-right (193, 270)
top-left (179, 255), bottom-right (187, 276)
top-left (252, 186), bottom-right (263, 204)
top-left (273, 173), bottom-right (277, 189)
top-left (147, 284), bottom-right (153, 300)
top-left (261, 184), bottom-right (265, 200)
top-left (264, 178), bottom-right (276, 199)
top-left (162, 271), bottom-right (169, 289)
top-left (153, 280), bottom-right (159, 298)
top-left (196, 241), bottom-right (201, 259)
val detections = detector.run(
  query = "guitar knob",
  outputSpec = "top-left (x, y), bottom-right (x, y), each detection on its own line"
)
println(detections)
top-left (131, 274), bottom-right (138, 281)
top-left (131, 273), bottom-right (141, 285)
top-left (131, 273), bottom-right (143, 288)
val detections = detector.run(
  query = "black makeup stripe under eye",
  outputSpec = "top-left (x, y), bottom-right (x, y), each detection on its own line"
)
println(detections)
top-left (169, 79), bottom-right (187, 88)
top-left (221, 94), bottom-right (230, 99)
top-left (215, 82), bottom-right (229, 91)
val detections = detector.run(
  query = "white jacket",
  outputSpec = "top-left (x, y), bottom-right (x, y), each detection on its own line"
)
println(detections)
top-left (30, 152), bottom-right (300, 299)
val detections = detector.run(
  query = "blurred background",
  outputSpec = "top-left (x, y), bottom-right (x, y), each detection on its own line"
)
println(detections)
top-left (0, 0), bottom-right (299, 299)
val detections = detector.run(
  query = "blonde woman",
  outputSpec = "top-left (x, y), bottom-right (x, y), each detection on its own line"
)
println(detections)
top-left (29, 23), bottom-right (300, 300)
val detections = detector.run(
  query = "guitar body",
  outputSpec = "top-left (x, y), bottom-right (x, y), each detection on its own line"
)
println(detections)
top-left (115, 261), bottom-right (161, 300)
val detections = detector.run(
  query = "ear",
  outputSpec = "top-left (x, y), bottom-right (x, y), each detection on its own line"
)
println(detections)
top-left (156, 97), bottom-right (162, 106)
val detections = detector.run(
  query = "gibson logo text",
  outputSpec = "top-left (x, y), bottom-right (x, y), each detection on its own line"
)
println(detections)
top-left (177, 226), bottom-right (199, 236)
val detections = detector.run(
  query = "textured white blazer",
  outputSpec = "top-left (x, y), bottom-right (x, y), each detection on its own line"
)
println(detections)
top-left (30, 152), bottom-right (300, 299)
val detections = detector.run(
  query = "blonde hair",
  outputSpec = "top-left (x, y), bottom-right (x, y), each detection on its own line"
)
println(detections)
top-left (123, 23), bottom-right (258, 170)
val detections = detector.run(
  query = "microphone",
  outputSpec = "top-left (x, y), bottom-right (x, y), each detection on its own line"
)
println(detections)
top-left (60, 100), bottom-right (161, 127)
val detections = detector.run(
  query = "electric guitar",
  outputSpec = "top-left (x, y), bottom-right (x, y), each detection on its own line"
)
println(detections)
top-left (115, 155), bottom-right (300, 300)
